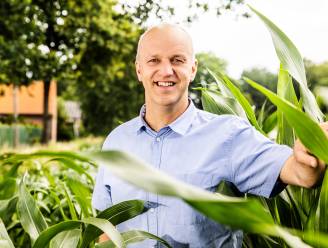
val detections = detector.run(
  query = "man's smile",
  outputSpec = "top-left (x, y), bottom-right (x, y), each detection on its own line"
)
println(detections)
top-left (154, 81), bottom-right (176, 87)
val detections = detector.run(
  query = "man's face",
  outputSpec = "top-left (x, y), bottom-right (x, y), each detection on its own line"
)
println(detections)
top-left (135, 26), bottom-right (197, 108)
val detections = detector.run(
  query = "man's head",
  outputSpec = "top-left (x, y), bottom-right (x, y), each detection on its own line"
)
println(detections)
top-left (135, 23), bottom-right (197, 109)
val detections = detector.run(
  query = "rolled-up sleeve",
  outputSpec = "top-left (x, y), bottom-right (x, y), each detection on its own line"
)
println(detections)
top-left (229, 117), bottom-right (293, 198)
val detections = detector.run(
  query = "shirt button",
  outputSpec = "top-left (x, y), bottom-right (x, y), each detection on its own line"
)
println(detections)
top-left (156, 137), bottom-right (161, 142)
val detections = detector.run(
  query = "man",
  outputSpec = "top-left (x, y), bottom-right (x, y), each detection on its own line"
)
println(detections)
top-left (92, 24), bottom-right (326, 247)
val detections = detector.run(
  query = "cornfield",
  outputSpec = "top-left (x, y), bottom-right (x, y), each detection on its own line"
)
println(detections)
top-left (1, 6), bottom-right (328, 248)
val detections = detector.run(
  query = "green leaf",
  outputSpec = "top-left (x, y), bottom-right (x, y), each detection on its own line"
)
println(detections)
top-left (249, 5), bottom-right (324, 122)
top-left (49, 158), bottom-right (94, 183)
top-left (0, 196), bottom-right (18, 224)
top-left (96, 230), bottom-right (172, 248)
top-left (208, 70), bottom-right (263, 133)
top-left (244, 77), bottom-right (328, 164)
top-left (0, 218), bottom-right (15, 248)
top-left (81, 200), bottom-right (146, 248)
top-left (17, 175), bottom-right (48, 243)
top-left (262, 111), bottom-right (277, 134)
top-left (50, 229), bottom-right (81, 248)
top-left (0, 178), bottom-right (17, 199)
top-left (276, 65), bottom-right (297, 146)
top-left (89, 150), bottom-right (310, 247)
top-left (319, 170), bottom-right (328, 232)
top-left (66, 177), bottom-right (92, 218)
top-left (62, 183), bottom-right (78, 220)
top-left (33, 217), bottom-right (123, 248)
top-left (2, 151), bottom-right (94, 167)
top-left (201, 90), bottom-right (239, 116)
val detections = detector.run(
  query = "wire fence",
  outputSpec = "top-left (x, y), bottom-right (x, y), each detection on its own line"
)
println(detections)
top-left (0, 124), bottom-right (41, 147)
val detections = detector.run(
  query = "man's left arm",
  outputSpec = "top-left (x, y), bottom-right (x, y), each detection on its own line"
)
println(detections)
top-left (280, 123), bottom-right (328, 188)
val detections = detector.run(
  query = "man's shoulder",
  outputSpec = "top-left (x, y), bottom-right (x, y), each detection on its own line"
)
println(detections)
top-left (195, 108), bottom-right (248, 127)
top-left (102, 116), bottom-right (140, 150)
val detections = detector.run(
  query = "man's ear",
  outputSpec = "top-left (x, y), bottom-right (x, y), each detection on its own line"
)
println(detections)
top-left (135, 61), bottom-right (142, 82)
top-left (191, 58), bottom-right (198, 81)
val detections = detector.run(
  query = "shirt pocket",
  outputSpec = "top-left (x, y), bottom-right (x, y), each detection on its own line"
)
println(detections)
top-left (166, 172), bottom-right (220, 226)
top-left (103, 170), bottom-right (145, 205)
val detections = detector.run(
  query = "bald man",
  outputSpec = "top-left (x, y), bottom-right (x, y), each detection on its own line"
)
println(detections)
top-left (92, 24), bottom-right (326, 247)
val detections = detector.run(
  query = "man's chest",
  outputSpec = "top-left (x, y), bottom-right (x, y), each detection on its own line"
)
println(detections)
top-left (104, 130), bottom-right (232, 205)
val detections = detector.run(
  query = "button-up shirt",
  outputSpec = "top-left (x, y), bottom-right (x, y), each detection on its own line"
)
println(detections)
top-left (92, 101), bottom-right (292, 247)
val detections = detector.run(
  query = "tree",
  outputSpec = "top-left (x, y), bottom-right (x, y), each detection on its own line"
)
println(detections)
top-left (240, 67), bottom-right (277, 113)
top-left (0, 0), bottom-right (247, 142)
top-left (120, 0), bottom-right (248, 24)
top-left (0, 0), bottom-right (132, 143)
top-left (305, 59), bottom-right (328, 88)
top-left (191, 52), bottom-right (227, 107)
top-left (76, 5), bottom-right (144, 135)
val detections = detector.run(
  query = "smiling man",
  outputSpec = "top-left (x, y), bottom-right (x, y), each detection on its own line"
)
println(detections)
top-left (92, 24), bottom-right (326, 247)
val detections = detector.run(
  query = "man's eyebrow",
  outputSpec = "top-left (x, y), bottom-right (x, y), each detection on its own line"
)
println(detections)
top-left (172, 54), bottom-right (187, 59)
top-left (145, 54), bottom-right (159, 59)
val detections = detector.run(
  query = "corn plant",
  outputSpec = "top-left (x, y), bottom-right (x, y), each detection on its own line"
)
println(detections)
top-left (1, 5), bottom-right (328, 248)
top-left (82, 6), bottom-right (328, 248)
top-left (0, 151), bottom-right (171, 247)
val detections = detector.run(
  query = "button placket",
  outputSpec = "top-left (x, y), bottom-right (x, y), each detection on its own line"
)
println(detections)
top-left (148, 133), bottom-right (165, 236)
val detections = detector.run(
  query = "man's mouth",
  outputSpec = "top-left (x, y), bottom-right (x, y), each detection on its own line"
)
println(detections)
top-left (154, 81), bottom-right (176, 87)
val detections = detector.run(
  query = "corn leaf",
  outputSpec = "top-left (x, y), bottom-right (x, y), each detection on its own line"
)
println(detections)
top-left (33, 217), bottom-right (123, 248)
top-left (89, 150), bottom-right (310, 247)
top-left (249, 5), bottom-right (324, 122)
top-left (244, 77), bottom-right (328, 163)
top-left (0, 218), bottom-right (14, 248)
top-left (81, 200), bottom-right (147, 248)
top-left (276, 66), bottom-right (297, 146)
top-left (0, 196), bottom-right (18, 224)
top-left (50, 229), bottom-right (81, 248)
top-left (319, 170), bottom-right (328, 232)
top-left (66, 177), bottom-right (92, 218)
top-left (262, 111), bottom-right (277, 134)
top-left (48, 157), bottom-right (94, 183)
top-left (63, 183), bottom-right (78, 221)
top-left (96, 230), bottom-right (172, 248)
top-left (17, 175), bottom-right (48, 243)
top-left (208, 70), bottom-right (263, 133)
top-left (201, 90), bottom-right (240, 116)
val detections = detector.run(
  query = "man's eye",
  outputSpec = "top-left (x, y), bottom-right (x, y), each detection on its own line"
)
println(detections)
top-left (148, 59), bottom-right (158, 63)
top-left (172, 58), bottom-right (184, 64)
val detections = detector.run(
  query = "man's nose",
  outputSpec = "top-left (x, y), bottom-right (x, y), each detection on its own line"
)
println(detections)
top-left (159, 61), bottom-right (174, 76)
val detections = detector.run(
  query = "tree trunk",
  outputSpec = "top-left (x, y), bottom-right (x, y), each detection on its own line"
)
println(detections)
top-left (41, 79), bottom-right (51, 144)
top-left (13, 85), bottom-right (19, 147)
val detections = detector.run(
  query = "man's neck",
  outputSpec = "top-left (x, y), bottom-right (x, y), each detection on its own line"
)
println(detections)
top-left (144, 100), bottom-right (189, 132)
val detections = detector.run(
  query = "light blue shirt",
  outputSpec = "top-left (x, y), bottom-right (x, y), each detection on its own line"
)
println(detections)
top-left (92, 101), bottom-right (292, 248)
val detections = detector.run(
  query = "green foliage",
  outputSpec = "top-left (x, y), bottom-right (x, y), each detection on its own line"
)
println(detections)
top-left (0, 124), bottom-right (41, 147)
top-left (76, 9), bottom-right (144, 135)
top-left (56, 98), bottom-right (75, 141)
top-left (191, 52), bottom-right (227, 107)
top-left (305, 60), bottom-right (328, 88)
top-left (241, 67), bottom-right (277, 113)
top-left (0, 151), bottom-right (170, 248)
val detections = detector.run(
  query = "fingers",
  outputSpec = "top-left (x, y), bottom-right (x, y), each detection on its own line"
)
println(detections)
top-left (320, 122), bottom-right (328, 138)
top-left (294, 140), bottom-right (318, 168)
top-left (320, 121), bottom-right (328, 130)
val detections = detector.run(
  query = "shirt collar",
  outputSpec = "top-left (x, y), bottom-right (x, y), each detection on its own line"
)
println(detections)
top-left (136, 100), bottom-right (197, 136)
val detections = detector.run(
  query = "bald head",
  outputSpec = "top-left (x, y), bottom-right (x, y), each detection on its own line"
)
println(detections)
top-left (136, 23), bottom-right (195, 62)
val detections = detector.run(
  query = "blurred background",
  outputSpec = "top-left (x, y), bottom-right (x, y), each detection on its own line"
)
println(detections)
top-left (0, 0), bottom-right (327, 150)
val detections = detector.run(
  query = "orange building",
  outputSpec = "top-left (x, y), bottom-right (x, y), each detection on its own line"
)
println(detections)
top-left (0, 81), bottom-right (57, 142)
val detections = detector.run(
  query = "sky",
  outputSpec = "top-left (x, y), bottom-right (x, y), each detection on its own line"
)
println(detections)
top-left (146, 0), bottom-right (328, 78)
